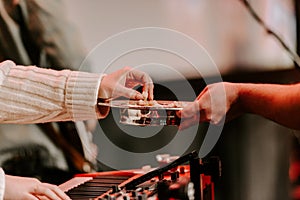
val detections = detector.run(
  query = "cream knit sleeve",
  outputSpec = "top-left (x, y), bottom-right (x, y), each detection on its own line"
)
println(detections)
top-left (0, 60), bottom-right (108, 123)
top-left (0, 168), bottom-right (4, 200)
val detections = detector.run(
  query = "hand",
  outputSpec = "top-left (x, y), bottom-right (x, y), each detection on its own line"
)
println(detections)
top-left (4, 175), bottom-right (71, 200)
top-left (99, 67), bottom-right (154, 100)
top-left (178, 82), bottom-right (242, 129)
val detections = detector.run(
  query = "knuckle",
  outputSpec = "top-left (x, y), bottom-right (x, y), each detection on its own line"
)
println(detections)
top-left (123, 66), bottom-right (132, 71)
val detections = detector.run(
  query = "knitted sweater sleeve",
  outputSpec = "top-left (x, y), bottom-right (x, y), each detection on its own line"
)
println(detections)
top-left (0, 168), bottom-right (4, 200)
top-left (0, 60), bottom-right (108, 123)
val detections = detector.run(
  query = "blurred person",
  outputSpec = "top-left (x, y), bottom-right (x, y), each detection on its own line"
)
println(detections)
top-left (0, 0), bottom-right (101, 184)
top-left (0, 59), bottom-right (154, 200)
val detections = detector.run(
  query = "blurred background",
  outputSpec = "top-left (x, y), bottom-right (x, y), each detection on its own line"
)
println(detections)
top-left (62, 0), bottom-right (299, 200)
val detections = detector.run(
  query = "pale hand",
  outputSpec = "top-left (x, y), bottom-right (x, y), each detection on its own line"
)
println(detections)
top-left (99, 67), bottom-right (154, 100)
top-left (4, 175), bottom-right (71, 200)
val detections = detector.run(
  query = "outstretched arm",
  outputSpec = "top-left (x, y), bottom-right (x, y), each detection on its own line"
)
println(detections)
top-left (0, 60), bottom-right (153, 124)
top-left (179, 82), bottom-right (300, 130)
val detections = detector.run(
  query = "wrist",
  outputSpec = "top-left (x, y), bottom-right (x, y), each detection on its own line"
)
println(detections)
top-left (236, 83), bottom-right (253, 114)
top-left (96, 75), bottom-right (110, 118)
top-left (98, 75), bottom-right (111, 99)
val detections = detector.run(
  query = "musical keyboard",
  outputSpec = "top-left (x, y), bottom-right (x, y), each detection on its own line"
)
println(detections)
top-left (59, 152), bottom-right (220, 200)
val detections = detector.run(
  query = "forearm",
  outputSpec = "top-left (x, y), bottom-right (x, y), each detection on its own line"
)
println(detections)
top-left (238, 82), bottom-right (300, 130)
top-left (0, 60), bottom-right (107, 124)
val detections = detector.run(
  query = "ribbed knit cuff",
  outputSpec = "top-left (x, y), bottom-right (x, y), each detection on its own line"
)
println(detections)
top-left (0, 168), bottom-right (5, 200)
top-left (65, 71), bottom-right (108, 120)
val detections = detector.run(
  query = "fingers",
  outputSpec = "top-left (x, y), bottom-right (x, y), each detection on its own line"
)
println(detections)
top-left (127, 67), bottom-right (152, 85)
top-left (23, 194), bottom-right (40, 200)
top-left (36, 196), bottom-right (51, 200)
top-left (99, 66), bottom-right (154, 100)
top-left (178, 115), bottom-right (199, 130)
top-left (110, 84), bottom-right (142, 100)
top-left (126, 67), bottom-right (154, 100)
top-left (177, 101), bottom-right (200, 130)
top-left (177, 101), bottom-right (200, 119)
top-left (142, 82), bottom-right (154, 100)
top-left (32, 183), bottom-right (71, 200)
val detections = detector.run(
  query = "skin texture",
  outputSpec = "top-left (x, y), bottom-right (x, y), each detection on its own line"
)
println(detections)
top-left (100, 66), bottom-right (154, 101)
top-left (179, 82), bottom-right (300, 130)
top-left (1, 65), bottom-right (153, 200)
top-left (4, 175), bottom-right (71, 200)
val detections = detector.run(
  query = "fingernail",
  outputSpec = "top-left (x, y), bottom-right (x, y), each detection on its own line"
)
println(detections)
top-left (142, 91), bottom-right (148, 100)
top-left (136, 93), bottom-right (144, 100)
